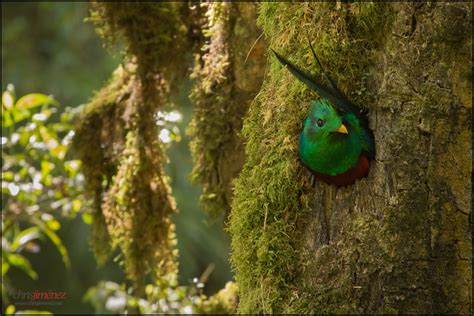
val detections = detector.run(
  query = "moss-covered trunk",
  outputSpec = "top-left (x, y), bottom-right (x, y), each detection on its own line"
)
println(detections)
top-left (189, 3), bottom-right (266, 219)
top-left (77, 2), bottom-right (471, 314)
top-left (229, 2), bottom-right (471, 313)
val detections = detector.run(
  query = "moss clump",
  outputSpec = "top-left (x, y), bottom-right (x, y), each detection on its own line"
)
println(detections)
top-left (229, 2), bottom-right (393, 313)
top-left (188, 3), bottom-right (236, 219)
top-left (76, 3), bottom-right (191, 294)
top-left (73, 65), bottom-right (130, 264)
top-left (74, 63), bottom-right (178, 291)
top-left (87, 2), bottom-right (187, 81)
top-left (103, 123), bottom-right (177, 288)
top-left (189, 3), bottom-right (266, 219)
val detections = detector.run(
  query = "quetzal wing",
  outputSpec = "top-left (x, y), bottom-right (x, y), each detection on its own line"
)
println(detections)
top-left (272, 49), bottom-right (360, 116)
top-left (344, 113), bottom-right (376, 160)
top-left (361, 128), bottom-right (376, 159)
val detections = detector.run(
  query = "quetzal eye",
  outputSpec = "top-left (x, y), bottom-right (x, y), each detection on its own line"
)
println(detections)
top-left (317, 119), bottom-right (324, 127)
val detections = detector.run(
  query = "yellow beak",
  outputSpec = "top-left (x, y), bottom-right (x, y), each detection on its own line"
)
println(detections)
top-left (335, 124), bottom-right (348, 134)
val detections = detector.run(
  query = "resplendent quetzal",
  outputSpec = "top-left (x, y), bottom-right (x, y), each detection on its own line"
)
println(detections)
top-left (272, 43), bottom-right (375, 187)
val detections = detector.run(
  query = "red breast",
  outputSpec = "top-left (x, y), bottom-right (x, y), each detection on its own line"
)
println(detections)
top-left (311, 154), bottom-right (370, 187)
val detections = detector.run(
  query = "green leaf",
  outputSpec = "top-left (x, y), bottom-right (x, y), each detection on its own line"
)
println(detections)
top-left (38, 125), bottom-right (56, 144)
top-left (40, 161), bottom-right (55, 178)
top-left (82, 212), bottom-right (93, 225)
top-left (51, 144), bottom-right (67, 160)
top-left (5, 304), bottom-right (15, 315)
top-left (7, 253), bottom-right (38, 280)
top-left (12, 108), bottom-right (31, 124)
top-left (2, 261), bottom-right (10, 276)
top-left (45, 219), bottom-right (61, 231)
top-left (2, 186), bottom-right (10, 195)
top-left (3, 171), bottom-right (15, 181)
top-left (32, 217), bottom-right (70, 269)
top-left (2, 111), bottom-right (14, 128)
top-left (11, 227), bottom-right (42, 252)
top-left (18, 129), bottom-right (30, 146)
top-left (72, 199), bottom-right (82, 213)
top-left (15, 94), bottom-right (57, 110)
top-left (65, 160), bottom-right (81, 177)
top-left (14, 310), bottom-right (53, 315)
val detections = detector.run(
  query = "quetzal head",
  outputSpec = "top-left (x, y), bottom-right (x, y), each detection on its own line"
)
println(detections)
top-left (305, 99), bottom-right (348, 139)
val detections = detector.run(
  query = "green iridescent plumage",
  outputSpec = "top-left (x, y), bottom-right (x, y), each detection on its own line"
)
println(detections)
top-left (272, 44), bottom-right (375, 186)
top-left (300, 99), bottom-right (359, 175)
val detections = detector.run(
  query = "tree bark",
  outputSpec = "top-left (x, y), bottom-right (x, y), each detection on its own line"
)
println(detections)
top-left (229, 2), bottom-right (471, 313)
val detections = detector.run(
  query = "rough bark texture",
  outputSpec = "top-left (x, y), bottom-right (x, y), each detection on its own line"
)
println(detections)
top-left (229, 2), bottom-right (471, 314)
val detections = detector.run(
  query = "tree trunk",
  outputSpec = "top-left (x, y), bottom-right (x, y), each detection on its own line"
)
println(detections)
top-left (189, 2), bottom-right (266, 219)
top-left (79, 2), bottom-right (471, 313)
top-left (229, 2), bottom-right (471, 314)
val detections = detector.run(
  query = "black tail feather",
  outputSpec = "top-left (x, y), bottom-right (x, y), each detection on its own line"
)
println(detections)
top-left (272, 47), bottom-right (364, 119)
top-left (306, 34), bottom-right (347, 101)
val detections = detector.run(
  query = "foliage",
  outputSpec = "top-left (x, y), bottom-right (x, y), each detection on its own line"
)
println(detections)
top-left (1, 85), bottom-right (84, 312)
top-left (3, 2), bottom-right (234, 314)
top-left (84, 279), bottom-right (237, 314)
top-left (4, 2), bottom-right (471, 314)
top-left (1, 2), bottom-right (120, 108)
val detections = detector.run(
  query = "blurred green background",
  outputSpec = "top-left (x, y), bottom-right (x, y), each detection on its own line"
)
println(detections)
top-left (2, 2), bottom-right (232, 313)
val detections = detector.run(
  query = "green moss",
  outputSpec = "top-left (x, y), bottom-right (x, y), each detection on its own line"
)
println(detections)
top-left (188, 3), bottom-right (265, 219)
top-left (87, 2), bottom-right (187, 80)
top-left (228, 65), bottom-right (309, 312)
top-left (188, 3), bottom-right (236, 219)
top-left (76, 3), bottom-right (191, 294)
top-left (103, 125), bottom-right (177, 288)
top-left (73, 65), bottom-right (130, 264)
top-left (74, 63), bottom-right (179, 293)
top-left (229, 3), bottom-right (393, 313)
